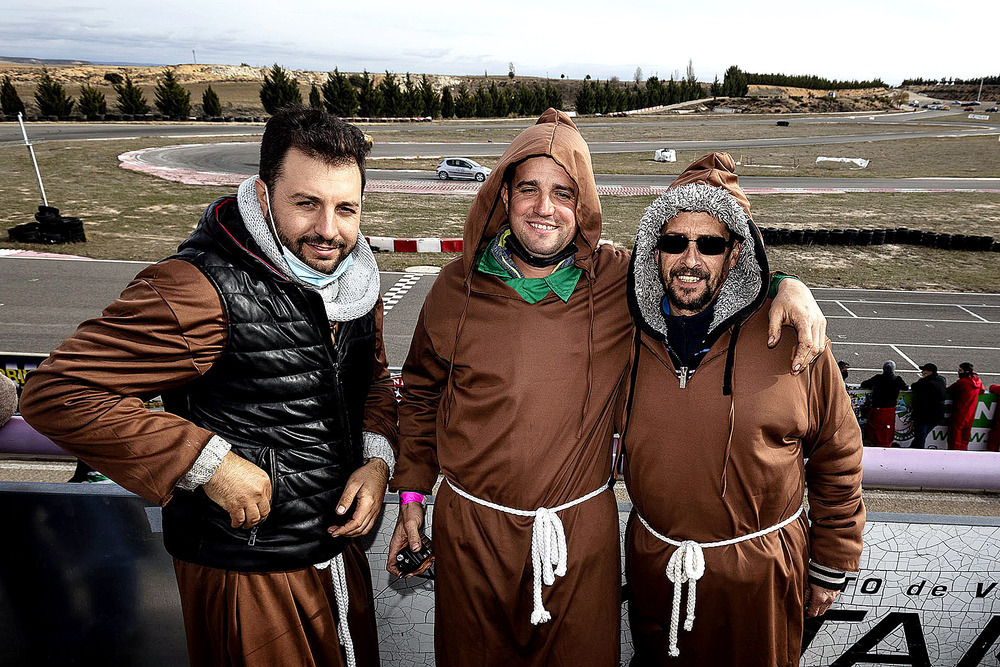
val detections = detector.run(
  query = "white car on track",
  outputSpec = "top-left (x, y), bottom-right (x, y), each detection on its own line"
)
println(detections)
top-left (436, 158), bottom-right (491, 182)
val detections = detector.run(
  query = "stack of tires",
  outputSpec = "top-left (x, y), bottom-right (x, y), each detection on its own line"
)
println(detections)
top-left (7, 206), bottom-right (86, 245)
top-left (755, 226), bottom-right (996, 251)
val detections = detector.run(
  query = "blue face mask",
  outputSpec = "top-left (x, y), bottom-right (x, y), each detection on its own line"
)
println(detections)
top-left (282, 245), bottom-right (353, 287)
top-left (262, 181), bottom-right (353, 289)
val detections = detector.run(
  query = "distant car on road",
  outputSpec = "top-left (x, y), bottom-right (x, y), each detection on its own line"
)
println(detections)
top-left (436, 158), bottom-right (491, 182)
top-left (965, 106), bottom-right (976, 111)
top-left (969, 101), bottom-right (981, 106)
top-left (987, 106), bottom-right (998, 113)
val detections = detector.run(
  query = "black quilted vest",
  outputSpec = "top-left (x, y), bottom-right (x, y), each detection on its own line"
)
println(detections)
top-left (161, 196), bottom-right (376, 571)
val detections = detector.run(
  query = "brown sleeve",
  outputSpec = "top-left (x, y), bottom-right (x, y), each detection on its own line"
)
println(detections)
top-left (362, 296), bottom-right (399, 452)
top-left (18, 259), bottom-right (226, 505)
top-left (389, 306), bottom-right (446, 494)
top-left (803, 346), bottom-right (866, 572)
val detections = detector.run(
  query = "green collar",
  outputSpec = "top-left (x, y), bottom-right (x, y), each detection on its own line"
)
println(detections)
top-left (478, 232), bottom-right (582, 304)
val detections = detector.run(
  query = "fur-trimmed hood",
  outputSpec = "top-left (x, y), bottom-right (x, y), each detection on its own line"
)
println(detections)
top-left (628, 152), bottom-right (769, 343)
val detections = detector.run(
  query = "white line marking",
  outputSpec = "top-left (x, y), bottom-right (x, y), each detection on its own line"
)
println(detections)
top-left (827, 316), bottom-right (1000, 324)
top-left (819, 299), bottom-right (1000, 309)
top-left (890, 344), bottom-right (919, 369)
top-left (815, 288), bottom-right (1000, 296)
top-left (957, 305), bottom-right (990, 322)
top-left (381, 274), bottom-right (424, 314)
top-left (835, 342), bottom-right (1000, 351)
top-left (83, 136), bottom-right (139, 141)
top-left (834, 301), bottom-right (858, 317)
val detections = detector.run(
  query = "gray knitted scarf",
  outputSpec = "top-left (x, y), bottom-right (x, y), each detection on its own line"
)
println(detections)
top-left (237, 175), bottom-right (381, 322)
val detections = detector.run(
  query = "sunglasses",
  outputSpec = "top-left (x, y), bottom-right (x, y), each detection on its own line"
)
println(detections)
top-left (656, 233), bottom-right (733, 256)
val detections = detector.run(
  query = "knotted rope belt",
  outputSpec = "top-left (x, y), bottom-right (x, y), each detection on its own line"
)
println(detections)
top-left (315, 552), bottom-right (355, 667)
top-left (446, 477), bottom-right (611, 625)
top-left (636, 505), bottom-right (805, 657)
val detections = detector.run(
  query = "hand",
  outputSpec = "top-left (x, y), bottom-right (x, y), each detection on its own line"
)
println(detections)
top-left (387, 501), bottom-right (427, 577)
top-left (203, 451), bottom-right (272, 529)
top-left (768, 278), bottom-right (828, 374)
top-left (328, 458), bottom-right (389, 538)
top-left (804, 583), bottom-right (840, 617)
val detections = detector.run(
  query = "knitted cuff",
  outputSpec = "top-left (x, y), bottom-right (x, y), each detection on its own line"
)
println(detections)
top-left (363, 431), bottom-right (396, 480)
top-left (808, 560), bottom-right (849, 591)
top-left (176, 435), bottom-right (231, 491)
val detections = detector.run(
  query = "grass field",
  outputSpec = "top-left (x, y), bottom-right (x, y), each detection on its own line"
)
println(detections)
top-left (2, 128), bottom-right (998, 290)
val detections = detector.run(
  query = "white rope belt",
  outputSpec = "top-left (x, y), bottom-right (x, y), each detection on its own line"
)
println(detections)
top-left (315, 552), bottom-right (355, 667)
top-left (636, 505), bottom-right (804, 657)
top-left (446, 477), bottom-right (611, 625)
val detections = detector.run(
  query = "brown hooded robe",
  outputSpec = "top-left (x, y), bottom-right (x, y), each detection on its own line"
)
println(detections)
top-left (391, 110), bottom-right (633, 665)
top-left (622, 154), bottom-right (864, 666)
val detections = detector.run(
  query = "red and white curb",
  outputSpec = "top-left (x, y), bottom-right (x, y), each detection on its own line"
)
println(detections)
top-left (366, 236), bottom-right (463, 253)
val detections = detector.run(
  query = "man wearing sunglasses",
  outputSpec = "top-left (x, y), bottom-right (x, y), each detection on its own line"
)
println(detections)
top-left (621, 152), bottom-right (864, 666)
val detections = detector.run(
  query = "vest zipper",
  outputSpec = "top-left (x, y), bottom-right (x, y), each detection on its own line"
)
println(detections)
top-left (247, 446), bottom-right (274, 547)
top-left (679, 366), bottom-right (689, 389)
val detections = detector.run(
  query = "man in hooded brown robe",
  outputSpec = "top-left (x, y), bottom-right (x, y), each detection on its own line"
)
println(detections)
top-left (622, 153), bottom-right (864, 666)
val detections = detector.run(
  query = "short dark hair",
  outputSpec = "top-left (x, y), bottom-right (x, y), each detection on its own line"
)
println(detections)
top-left (259, 105), bottom-right (371, 194)
top-left (960, 362), bottom-right (974, 373)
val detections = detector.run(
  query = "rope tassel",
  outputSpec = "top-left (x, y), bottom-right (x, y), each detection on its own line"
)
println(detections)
top-left (530, 507), bottom-right (568, 624)
top-left (445, 478), bottom-right (610, 627)
top-left (636, 506), bottom-right (803, 658)
top-left (665, 541), bottom-right (706, 656)
top-left (315, 553), bottom-right (356, 667)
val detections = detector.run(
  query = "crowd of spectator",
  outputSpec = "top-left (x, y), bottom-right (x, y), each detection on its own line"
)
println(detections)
top-left (846, 359), bottom-right (998, 450)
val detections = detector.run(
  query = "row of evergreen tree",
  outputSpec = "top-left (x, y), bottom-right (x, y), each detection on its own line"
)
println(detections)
top-left (574, 75), bottom-right (709, 115)
top-left (742, 71), bottom-right (887, 91)
top-left (573, 65), bottom-right (754, 115)
top-left (901, 75), bottom-right (1000, 86)
top-left (0, 69), bottom-right (223, 118)
top-left (260, 64), bottom-right (562, 118)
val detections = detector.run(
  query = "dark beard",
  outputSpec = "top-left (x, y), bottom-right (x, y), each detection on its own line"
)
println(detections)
top-left (277, 230), bottom-right (349, 274)
top-left (665, 268), bottom-right (718, 313)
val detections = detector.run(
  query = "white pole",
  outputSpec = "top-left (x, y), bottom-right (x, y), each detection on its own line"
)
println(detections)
top-left (977, 79), bottom-right (983, 103)
top-left (17, 112), bottom-right (48, 208)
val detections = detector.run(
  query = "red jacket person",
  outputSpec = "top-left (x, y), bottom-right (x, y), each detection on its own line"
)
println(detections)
top-left (948, 362), bottom-right (985, 450)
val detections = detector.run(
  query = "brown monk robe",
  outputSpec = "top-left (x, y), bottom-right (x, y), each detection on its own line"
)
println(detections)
top-left (621, 154), bottom-right (864, 666)
top-left (391, 109), bottom-right (634, 665)
top-left (19, 258), bottom-right (396, 667)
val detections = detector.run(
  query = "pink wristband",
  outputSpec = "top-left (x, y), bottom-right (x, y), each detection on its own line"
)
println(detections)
top-left (400, 492), bottom-right (425, 505)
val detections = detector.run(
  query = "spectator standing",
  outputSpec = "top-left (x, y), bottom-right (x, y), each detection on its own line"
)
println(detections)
top-left (948, 362), bottom-right (985, 450)
top-left (909, 363), bottom-right (947, 449)
top-left (860, 361), bottom-right (909, 447)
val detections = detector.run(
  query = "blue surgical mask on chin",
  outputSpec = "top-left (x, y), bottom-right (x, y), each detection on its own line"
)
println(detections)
top-left (283, 245), bottom-right (353, 288)
top-left (261, 180), bottom-right (353, 289)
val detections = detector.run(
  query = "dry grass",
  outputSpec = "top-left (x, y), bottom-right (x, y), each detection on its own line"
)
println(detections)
top-left (2, 133), bottom-right (998, 290)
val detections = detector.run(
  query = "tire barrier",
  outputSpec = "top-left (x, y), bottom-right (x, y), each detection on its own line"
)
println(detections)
top-left (7, 206), bottom-right (86, 245)
top-left (757, 226), bottom-right (998, 251)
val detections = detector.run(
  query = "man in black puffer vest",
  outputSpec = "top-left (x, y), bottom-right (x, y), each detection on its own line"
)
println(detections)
top-left (21, 107), bottom-right (398, 667)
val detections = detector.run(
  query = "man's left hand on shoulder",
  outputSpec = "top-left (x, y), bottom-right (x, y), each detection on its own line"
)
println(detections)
top-left (804, 583), bottom-right (840, 617)
top-left (328, 458), bottom-right (390, 538)
top-left (768, 278), bottom-right (828, 375)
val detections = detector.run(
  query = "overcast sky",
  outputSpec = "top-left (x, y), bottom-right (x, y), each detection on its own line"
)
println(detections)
top-left (1, 0), bottom-right (996, 85)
